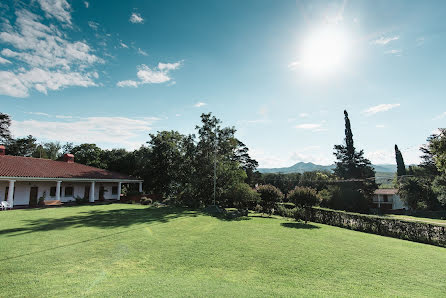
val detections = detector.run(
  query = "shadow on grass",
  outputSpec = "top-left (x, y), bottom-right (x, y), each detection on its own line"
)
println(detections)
top-left (0, 206), bottom-right (200, 237)
top-left (281, 222), bottom-right (320, 229)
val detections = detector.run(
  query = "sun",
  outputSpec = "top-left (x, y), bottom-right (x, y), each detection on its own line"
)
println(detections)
top-left (298, 25), bottom-right (351, 76)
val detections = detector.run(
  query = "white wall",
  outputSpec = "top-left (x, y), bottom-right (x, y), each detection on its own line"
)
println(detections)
top-left (0, 181), bottom-right (121, 205)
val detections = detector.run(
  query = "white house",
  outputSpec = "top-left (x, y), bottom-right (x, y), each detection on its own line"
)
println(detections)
top-left (0, 145), bottom-right (143, 208)
top-left (373, 188), bottom-right (407, 211)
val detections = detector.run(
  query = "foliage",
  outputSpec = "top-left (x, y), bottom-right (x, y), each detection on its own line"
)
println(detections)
top-left (140, 197), bottom-right (153, 205)
top-left (71, 143), bottom-right (106, 168)
top-left (0, 112), bottom-right (11, 144)
top-left (223, 183), bottom-right (260, 209)
top-left (394, 144), bottom-right (407, 177)
top-left (333, 110), bottom-right (377, 211)
top-left (257, 184), bottom-right (283, 215)
top-left (6, 135), bottom-right (37, 156)
top-left (287, 186), bottom-right (321, 208)
top-left (398, 177), bottom-right (438, 210)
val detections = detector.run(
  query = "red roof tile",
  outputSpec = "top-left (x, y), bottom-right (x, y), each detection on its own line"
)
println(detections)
top-left (0, 155), bottom-right (139, 180)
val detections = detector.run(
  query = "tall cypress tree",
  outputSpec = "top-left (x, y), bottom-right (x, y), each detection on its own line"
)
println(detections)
top-left (333, 110), bottom-right (377, 212)
top-left (394, 144), bottom-right (407, 176)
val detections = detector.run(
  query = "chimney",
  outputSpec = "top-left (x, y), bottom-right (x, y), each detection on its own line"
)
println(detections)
top-left (63, 153), bottom-right (75, 163)
top-left (0, 145), bottom-right (5, 156)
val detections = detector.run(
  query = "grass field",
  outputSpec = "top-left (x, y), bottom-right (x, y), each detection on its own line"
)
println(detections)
top-left (1, 204), bottom-right (445, 297)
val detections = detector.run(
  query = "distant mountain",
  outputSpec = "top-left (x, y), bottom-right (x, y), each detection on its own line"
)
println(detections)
top-left (258, 162), bottom-right (397, 174)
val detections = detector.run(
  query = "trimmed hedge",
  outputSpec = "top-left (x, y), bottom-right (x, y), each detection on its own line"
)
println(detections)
top-left (307, 208), bottom-right (446, 248)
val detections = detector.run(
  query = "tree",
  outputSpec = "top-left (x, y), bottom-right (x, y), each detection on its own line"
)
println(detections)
top-left (0, 112), bottom-right (11, 144)
top-left (7, 135), bottom-right (38, 156)
top-left (257, 184), bottom-right (283, 215)
top-left (287, 186), bottom-right (321, 223)
top-left (70, 144), bottom-right (105, 168)
top-left (333, 110), bottom-right (377, 212)
top-left (395, 144), bottom-right (407, 177)
top-left (224, 183), bottom-right (260, 210)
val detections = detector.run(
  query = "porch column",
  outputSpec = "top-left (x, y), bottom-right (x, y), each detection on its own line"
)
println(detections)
top-left (7, 180), bottom-right (15, 208)
top-left (138, 181), bottom-right (143, 193)
top-left (117, 182), bottom-right (122, 200)
top-left (377, 195), bottom-right (381, 208)
top-left (89, 181), bottom-right (95, 203)
top-left (56, 181), bottom-right (62, 201)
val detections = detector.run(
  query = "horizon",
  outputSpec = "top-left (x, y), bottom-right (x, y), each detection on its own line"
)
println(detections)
top-left (1, 0), bottom-right (445, 168)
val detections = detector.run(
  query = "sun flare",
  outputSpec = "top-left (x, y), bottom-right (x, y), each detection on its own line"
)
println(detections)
top-left (298, 26), bottom-right (351, 76)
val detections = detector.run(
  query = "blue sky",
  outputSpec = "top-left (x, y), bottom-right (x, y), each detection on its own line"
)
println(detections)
top-left (0, 0), bottom-right (445, 167)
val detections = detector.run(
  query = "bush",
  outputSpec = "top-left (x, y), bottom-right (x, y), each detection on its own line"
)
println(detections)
top-left (287, 186), bottom-right (321, 223)
top-left (75, 196), bottom-right (87, 204)
top-left (257, 184), bottom-right (283, 215)
top-left (224, 183), bottom-right (260, 210)
top-left (140, 197), bottom-right (153, 205)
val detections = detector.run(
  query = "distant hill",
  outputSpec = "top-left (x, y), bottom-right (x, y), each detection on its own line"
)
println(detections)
top-left (258, 162), bottom-right (397, 174)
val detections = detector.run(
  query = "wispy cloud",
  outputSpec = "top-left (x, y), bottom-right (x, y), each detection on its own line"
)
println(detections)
top-left (385, 49), bottom-right (402, 55)
top-left (433, 112), bottom-right (446, 120)
top-left (37, 0), bottom-right (72, 25)
top-left (0, 56), bottom-right (11, 64)
top-left (25, 112), bottom-right (50, 116)
top-left (363, 104), bottom-right (400, 115)
top-left (11, 116), bottom-right (160, 150)
top-left (376, 124), bottom-right (385, 128)
top-left (299, 113), bottom-right (309, 118)
top-left (137, 48), bottom-right (148, 56)
top-left (120, 42), bottom-right (129, 48)
top-left (116, 62), bottom-right (182, 88)
top-left (194, 102), bottom-right (207, 108)
top-left (372, 36), bottom-right (399, 45)
top-left (88, 21), bottom-right (99, 30)
top-left (129, 12), bottom-right (144, 24)
top-left (0, 8), bottom-right (101, 97)
top-left (295, 123), bottom-right (327, 132)
top-left (84, 1), bottom-right (89, 8)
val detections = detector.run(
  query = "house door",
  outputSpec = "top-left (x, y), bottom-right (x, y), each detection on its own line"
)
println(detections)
top-left (29, 187), bottom-right (38, 206)
top-left (99, 186), bottom-right (105, 201)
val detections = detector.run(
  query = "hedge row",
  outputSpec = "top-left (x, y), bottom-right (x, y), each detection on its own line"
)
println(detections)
top-left (306, 207), bottom-right (446, 248)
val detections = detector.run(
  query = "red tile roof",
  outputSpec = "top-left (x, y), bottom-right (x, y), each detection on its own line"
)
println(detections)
top-left (0, 155), bottom-right (139, 180)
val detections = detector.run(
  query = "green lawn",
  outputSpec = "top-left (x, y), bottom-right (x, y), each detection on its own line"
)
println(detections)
top-left (1, 204), bottom-right (445, 297)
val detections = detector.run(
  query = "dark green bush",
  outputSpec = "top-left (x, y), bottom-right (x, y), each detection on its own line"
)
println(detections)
top-left (257, 184), bottom-right (284, 215)
top-left (140, 197), bottom-right (153, 205)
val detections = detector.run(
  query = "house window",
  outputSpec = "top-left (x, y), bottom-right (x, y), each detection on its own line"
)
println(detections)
top-left (50, 187), bottom-right (56, 197)
top-left (84, 186), bottom-right (90, 199)
top-left (112, 186), bottom-right (118, 195)
top-left (64, 186), bottom-right (74, 197)
top-left (383, 195), bottom-right (388, 202)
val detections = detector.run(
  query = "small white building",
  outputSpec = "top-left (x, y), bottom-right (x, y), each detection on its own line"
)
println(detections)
top-left (0, 145), bottom-right (143, 208)
top-left (373, 188), bottom-right (407, 211)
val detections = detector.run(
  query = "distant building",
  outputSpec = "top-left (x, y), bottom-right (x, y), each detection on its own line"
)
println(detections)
top-left (372, 188), bottom-right (407, 210)
top-left (0, 145), bottom-right (142, 208)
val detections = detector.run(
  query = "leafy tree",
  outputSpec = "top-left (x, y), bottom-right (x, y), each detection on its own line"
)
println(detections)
top-left (287, 186), bottom-right (321, 223)
top-left (394, 144), bottom-right (407, 177)
top-left (43, 142), bottom-right (62, 160)
top-left (333, 110), bottom-right (377, 212)
top-left (7, 135), bottom-right (38, 156)
top-left (0, 112), bottom-right (11, 144)
top-left (224, 183), bottom-right (260, 210)
top-left (71, 144), bottom-right (105, 168)
top-left (257, 184), bottom-right (283, 215)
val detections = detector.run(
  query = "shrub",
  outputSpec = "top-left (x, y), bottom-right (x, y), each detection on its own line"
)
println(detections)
top-left (287, 186), bottom-right (321, 223)
top-left (140, 197), bottom-right (153, 205)
top-left (225, 183), bottom-right (260, 210)
top-left (257, 184), bottom-right (284, 215)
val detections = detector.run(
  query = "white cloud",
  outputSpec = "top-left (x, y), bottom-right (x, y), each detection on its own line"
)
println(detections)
top-left (299, 113), bottom-right (309, 118)
top-left (37, 0), bottom-right (72, 25)
top-left (88, 21), bottom-right (99, 30)
top-left (295, 123), bottom-right (322, 130)
top-left (25, 112), bottom-right (50, 116)
top-left (0, 8), bottom-right (101, 97)
top-left (116, 80), bottom-right (138, 88)
top-left (84, 1), bottom-right (89, 8)
top-left (137, 48), bottom-right (148, 56)
top-left (433, 112), bottom-right (446, 120)
top-left (385, 49), bottom-right (402, 55)
top-left (129, 13), bottom-right (144, 24)
top-left (55, 115), bottom-right (73, 119)
top-left (373, 36), bottom-right (399, 45)
top-left (120, 42), bottom-right (129, 48)
top-left (11, 116), bottom-right (160, 150)
top-left (194, 102), bottom-right (207, 108)
top-left (0, 56), bottom-right (11, 64)
top-left (376, 124), bottom-right (385, 128)
top-left (117, 62), bottom-right (182, 87)
top-left (363, 103), bottom-right (400, 115)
